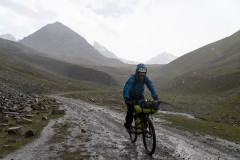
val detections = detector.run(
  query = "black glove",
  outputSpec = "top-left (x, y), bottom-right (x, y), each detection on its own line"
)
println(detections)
top-left (124, 98), bottom-right (132, 105)
top-left (153, 96), bottom-right (158, 101)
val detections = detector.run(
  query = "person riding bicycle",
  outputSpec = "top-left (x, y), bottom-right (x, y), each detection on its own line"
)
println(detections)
top-left (123, 63), bottom-right (158, 132)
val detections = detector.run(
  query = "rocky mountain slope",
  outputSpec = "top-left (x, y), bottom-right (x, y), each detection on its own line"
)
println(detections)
top-left (19, 22), bottom-right (124, 66)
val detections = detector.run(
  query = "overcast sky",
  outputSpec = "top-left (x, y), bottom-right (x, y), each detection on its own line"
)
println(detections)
top-left (1, 0), bottom-right (240, 62)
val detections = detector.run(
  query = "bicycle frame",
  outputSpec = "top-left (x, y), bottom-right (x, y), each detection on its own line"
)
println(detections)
top-left (128, 101), bottom-right (158, 156)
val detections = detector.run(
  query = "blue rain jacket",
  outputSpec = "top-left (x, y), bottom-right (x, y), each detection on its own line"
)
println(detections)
top-left (123, 64), bottom-right (158, 101)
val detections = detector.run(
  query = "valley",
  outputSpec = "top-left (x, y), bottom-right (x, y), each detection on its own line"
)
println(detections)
top-left (0, 21), bottom-right (240, 159)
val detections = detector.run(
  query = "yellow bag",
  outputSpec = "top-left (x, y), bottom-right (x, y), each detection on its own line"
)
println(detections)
top-left (134, 100), bottom-right (159, 114)
top-left (134, 105), bottom-right (158, 114)
top-left (134, 117), bottom-right (142, 134)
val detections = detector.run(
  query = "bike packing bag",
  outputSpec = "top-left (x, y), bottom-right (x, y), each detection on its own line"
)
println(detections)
top-left (134, 100), bottom-right (159, 114)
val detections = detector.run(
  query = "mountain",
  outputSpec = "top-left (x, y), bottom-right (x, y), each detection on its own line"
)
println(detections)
top-left (146, 52), bottom-right (177, 64)
top-left (19, 22), bottom-right (124, 66)
top-left (0, 34), bottom-right (17, 41)
top-left (0, 38), bottom-right (119, 86)
top-left (153, 30), bottom-right (240, 84)
top-left (93, 41), bottom-right (117, 58)
top-left (150, 30), bottom-right (240, 126)
top-left (118, 58), bottom-right (139, 64)
top-left (93, 41), bottom-right (142, 64)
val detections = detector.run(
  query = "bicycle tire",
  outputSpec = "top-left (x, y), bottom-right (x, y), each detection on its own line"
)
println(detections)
top-left (129, 126), bottom-right (138, 143)
top-left (142, 119), bottom-right (156, 155)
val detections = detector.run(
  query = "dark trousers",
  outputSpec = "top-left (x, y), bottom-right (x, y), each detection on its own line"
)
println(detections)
top-left (125, 103), bottom-right (134, 126)
top-left (124, 96), bottom-right (144, 127)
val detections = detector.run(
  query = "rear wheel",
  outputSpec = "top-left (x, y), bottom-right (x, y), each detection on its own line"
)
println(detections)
top-left (142, 119), bottom-right (156, 155)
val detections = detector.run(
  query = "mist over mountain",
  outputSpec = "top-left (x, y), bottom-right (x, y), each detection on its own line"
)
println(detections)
top-left (146, 52), bottom-right (177, 64)
top-left (0, 34), bottom-right (17, 42)
top-left (93, 41), bottom-right (117, 58)
top-left (93, 41), bottom-right (140, 64)
top-left (19, 22), bottom-right (124, 66)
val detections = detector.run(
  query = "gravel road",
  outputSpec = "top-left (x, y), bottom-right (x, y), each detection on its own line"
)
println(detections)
top-left (3, 96), bottom-right (240, 160)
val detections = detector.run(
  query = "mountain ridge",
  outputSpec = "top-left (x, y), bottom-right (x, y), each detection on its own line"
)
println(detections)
top-left (19, 21), bottom-right (125, 66)
top-left (153, 29), bottom-right (240, 83)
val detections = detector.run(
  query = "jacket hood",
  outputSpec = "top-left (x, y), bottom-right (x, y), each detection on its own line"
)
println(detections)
top-left (135, 63), bottom-right (147, 74)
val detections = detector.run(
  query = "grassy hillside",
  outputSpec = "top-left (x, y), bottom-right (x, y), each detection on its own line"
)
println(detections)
top-left (152, 31), bottom-right (240, 127)
top-left (0, 38), bottom-right (119, 87)
top-left (153, 30), bottom-right (240, 85)
top-left (0, 49), bottom-right (103, 93)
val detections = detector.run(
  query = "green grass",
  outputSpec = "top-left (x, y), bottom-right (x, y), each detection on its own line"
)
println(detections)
top-left (159, 90), bottom-right (219, 112)
top-left (160, 89), bottom-right (240, 126)
top-left (63, 88), bottom-right (125, 111)
top-left (157, 113), bottom-right (240, 143)
top-left (197, 92), bottom-right (240, 126)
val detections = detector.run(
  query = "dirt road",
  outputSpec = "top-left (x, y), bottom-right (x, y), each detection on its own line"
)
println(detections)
top-left (3, 96), bottom-right (240, 160)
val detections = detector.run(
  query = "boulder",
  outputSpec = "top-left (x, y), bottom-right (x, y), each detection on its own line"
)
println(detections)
top-left (22, 106), bottom-right (33, 113)
top-left (52, 109), bottom-right (65, 115)
top-left (42, 116), bottom-right (48, 120)
top-left (31, 104), bottom-right (41, 110)
top-left (25, 129), bottom-right (36, 138)
top-left (7, 126), bottom-right (24, 135)
top-left (0, 115), bottom-right (8, 123)
top-left (16, 118), bottom-right (33, 124)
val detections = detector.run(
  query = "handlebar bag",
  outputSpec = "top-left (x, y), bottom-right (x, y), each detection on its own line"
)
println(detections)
top-left (134, 100), bottom-right (159, 114)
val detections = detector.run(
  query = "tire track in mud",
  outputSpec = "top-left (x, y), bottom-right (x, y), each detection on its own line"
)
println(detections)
top-left (55, 96), bottom-right (177, 160)
top-left (55, 96), bottom-right (240, 160)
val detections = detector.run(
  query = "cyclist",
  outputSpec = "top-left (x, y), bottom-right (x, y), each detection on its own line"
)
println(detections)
top-left (123, 63), bottom-right (158, 132)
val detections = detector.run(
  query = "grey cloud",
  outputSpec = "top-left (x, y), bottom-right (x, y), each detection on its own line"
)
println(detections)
top-left (0, 0), bottom-right (57, 20)
top-left (88, 1), bottom-right (136, 17)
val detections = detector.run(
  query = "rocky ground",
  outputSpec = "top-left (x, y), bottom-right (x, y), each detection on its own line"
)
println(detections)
top-left (0, 70), bottom-right (51, 124)
top-left (0, 70), bottom-right (58, 156)
top-left (0, 70), bottom-right (53, 132)
top-left (2, 96), bottom-right (240, 160)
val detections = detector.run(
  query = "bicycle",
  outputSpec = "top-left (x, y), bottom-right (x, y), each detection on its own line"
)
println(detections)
top-left (128, 99), bottom-right (160, 156)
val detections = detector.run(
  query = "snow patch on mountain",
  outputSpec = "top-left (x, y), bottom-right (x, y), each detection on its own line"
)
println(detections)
top-left (0, 34), bottom-right (17, 41)
top-left (146, 52), bottom-right (177, 64)
top-left (93, 41), bottom-right (117, 58)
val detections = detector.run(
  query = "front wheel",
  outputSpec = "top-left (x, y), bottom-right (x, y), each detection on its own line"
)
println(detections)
top-left (129, 126), bottom-right (138, 143)
top-left (142, 119), bottom-right (156, 155)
